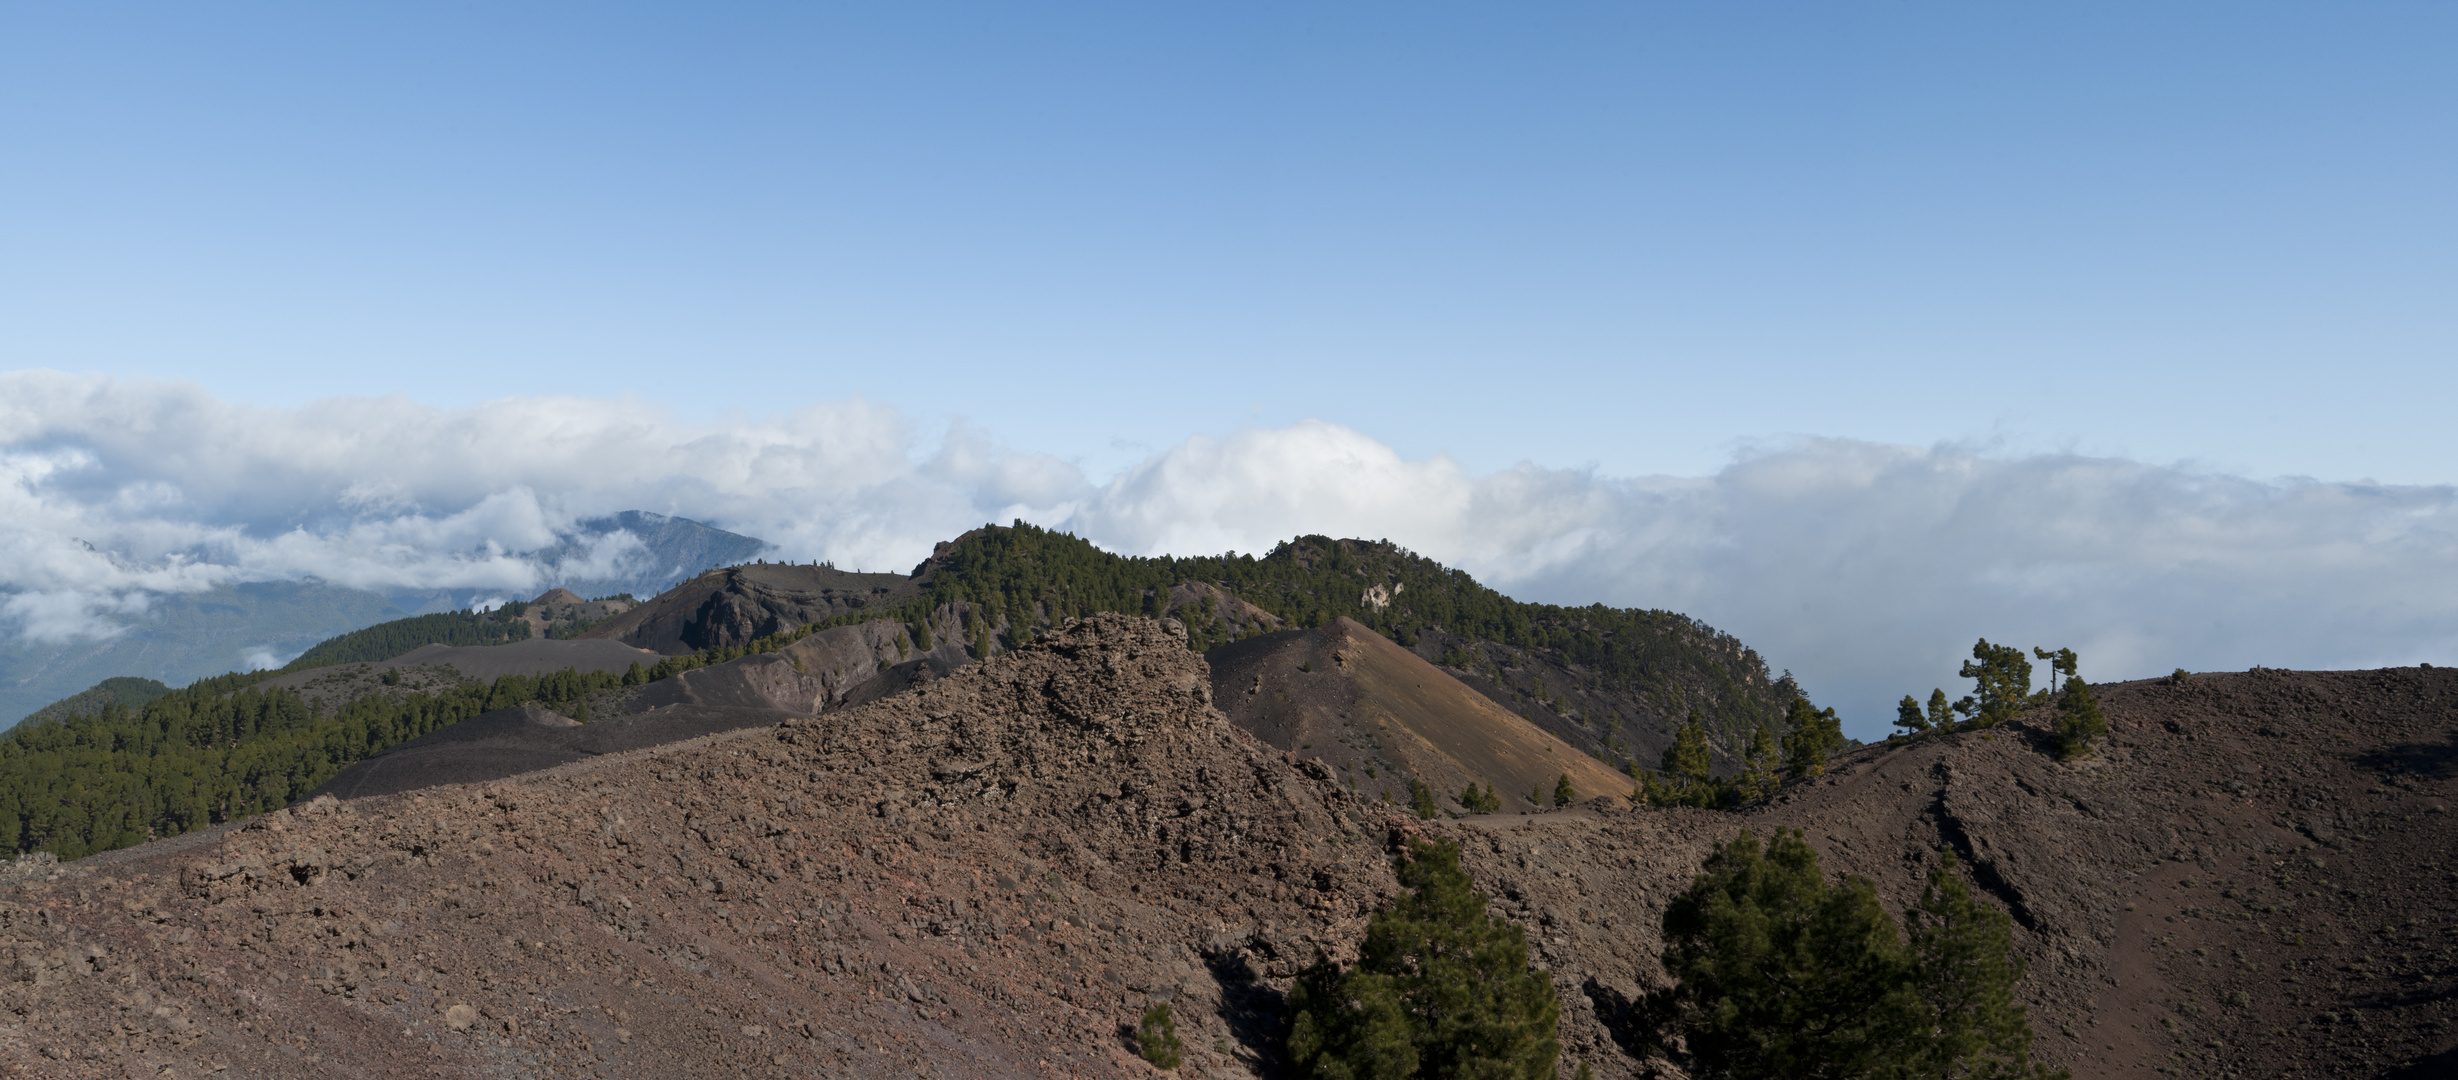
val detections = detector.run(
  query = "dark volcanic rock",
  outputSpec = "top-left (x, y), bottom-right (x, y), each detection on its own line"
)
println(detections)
top-left (304, 704), bottom-right (804, 802)
top-left (581, 564), bottom-right (922, 656)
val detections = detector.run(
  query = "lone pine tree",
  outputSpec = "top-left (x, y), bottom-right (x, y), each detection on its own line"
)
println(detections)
top-left (1286, 837), bottom-right (1560, 1080)
top-left (1895, 694), bottom-right (1930, 736)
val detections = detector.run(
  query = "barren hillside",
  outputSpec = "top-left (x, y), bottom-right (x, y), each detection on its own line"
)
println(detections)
top-left (1209, 617), bottom-right (1632, 813)
top-left (8, 620), bottom-right (2449, 1079)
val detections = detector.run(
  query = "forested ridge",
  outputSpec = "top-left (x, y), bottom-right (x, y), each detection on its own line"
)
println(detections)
top-left (659, 523), bottom-right (1797, 749)
top-left (968, 524), bottom-right (1788, 735)
top-left (0, 667), bottom-right (621, 859)
top-left (282, 608), bottom-right (533, 670)
top-left (17, 676), bottom-right (172, 729)
top-left (5, 523), bottom-right (1793, 860)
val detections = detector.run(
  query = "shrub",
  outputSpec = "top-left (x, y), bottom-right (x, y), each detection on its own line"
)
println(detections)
top-left (1286, 838), bottom-right (1560, 1080)
top-left (1137, 1001), bottom-right (1184, 1069)
top-left (2050, 677), bottom-right (2107, 761)
top-left (1459, 783), bottom-right (1502, 814)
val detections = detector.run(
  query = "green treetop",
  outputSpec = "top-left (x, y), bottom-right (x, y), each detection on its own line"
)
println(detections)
top-left (2050, 676), bottom-right (2107, 761)
top-left (1656, 830), bottom-right (2065, 1080)
top-left (1894, 695), bottom-right (1930, 736)
top-left (1780, 697), bottom-right (1844, 779)
top-left (1286, 837), bottom-right (1561, 1080)
top-left (1957, 640), bottom-right (2034, 728)
top-left (1735, 721), bottom-right (1782, 802)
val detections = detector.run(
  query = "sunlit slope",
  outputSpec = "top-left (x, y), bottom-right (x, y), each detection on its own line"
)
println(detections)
top-left (1208, 616), bottom-right (1630, 813)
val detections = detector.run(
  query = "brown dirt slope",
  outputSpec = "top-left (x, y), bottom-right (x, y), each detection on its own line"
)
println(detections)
top-left (2, 615), bottom-right (1422, 1080)
top-left (15, 624), bottom-right (2449, 1080)
top-left (1209, 617), bottom-right (1632, 814)
top-left (1437, 666), bottom-right (2458, 1080)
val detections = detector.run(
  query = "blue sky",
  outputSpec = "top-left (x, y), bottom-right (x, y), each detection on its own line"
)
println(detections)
top-left (4, 3), bottom-right (2456, 734)
top-left (9, 2), bottom-right (2453, 479)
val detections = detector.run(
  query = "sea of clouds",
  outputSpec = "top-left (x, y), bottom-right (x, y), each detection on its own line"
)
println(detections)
top-left (5, 370), bottom-right (2454, 737)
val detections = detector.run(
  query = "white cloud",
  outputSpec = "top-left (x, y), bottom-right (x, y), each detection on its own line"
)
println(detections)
top-left (5, 371), bottom-right (2453, 737)
top-left (238, 646), bottom-right (298, 672)
top-left (1062, 430), bottom-right (2458, 736)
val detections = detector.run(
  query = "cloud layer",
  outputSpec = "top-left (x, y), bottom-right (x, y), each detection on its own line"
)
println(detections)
top-left (7, 371), bottom-right (2454, 736)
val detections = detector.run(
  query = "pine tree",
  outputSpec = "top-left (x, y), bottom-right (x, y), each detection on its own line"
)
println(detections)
top-left (1780, 697), bottom-right (1844, 780)
top-left (1958, 640), bottom-right (2033, 728)
top-left (2050, 676), bottom-right (2107, 761)
top-left (2031, 647), bottom-right (2077, 695)
top-left (1659, 828), bottom-right (1921, 1079)
top-left (1658, 833), bottom-right (2068, 1080)
top-left (1641, 709), bottom-right (1726, 808)
top-left (1734, 722), bottom-right (1781, 802)
top-left (1410, 778), bottom-right (1442, 820)
top-left (1663, 709), bottom-right (1712, 787)
top-left (1138, 1001), bottom-right (1185, 1069)
top-left (1286, 838), bottom-right (1560, 1080)
top-left (1895, 695), bottom-right (1930, 736)
top-left (1905, 852), bottom-right (2062, 1078)
top-left (1926, 688), bottom-right (1955, 731)
top-left (1554, 773), bottom-right (1575, 807)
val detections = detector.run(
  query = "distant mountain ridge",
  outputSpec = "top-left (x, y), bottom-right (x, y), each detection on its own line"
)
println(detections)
top-left (0, 511), bottom-right (771, 728)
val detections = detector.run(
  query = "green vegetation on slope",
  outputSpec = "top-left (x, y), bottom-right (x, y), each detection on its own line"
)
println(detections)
top-left (650, 522), bottom-right (1795, 746)
top-left (8, 523), bottom-right (1795, 861)
top-left (1287, 836), bottom-right (1561, 1079)
top-left (282, 608), bottom-right (534, 670)
top-left (18, 677), bottom-right (172, 729)
top-left (1656, 829), bottom-right (2063, 1080)
top-left (0, 667), bottom-right (622, 859)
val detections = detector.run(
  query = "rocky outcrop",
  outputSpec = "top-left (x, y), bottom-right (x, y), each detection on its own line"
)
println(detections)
top-left (580, 564), bottom-right (922, 655)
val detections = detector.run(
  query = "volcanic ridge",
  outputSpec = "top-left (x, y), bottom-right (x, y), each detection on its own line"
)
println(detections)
top-left (2, 617), bottom-right (2452, 1079)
